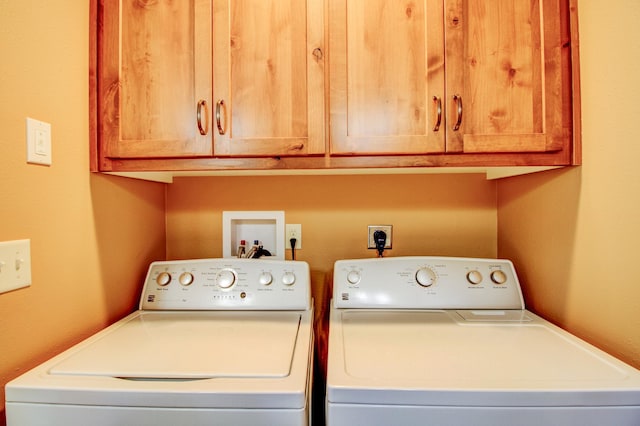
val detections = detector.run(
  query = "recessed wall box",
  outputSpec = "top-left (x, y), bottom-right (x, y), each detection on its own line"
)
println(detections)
top-left (222, 211), bottom-right (285, 259)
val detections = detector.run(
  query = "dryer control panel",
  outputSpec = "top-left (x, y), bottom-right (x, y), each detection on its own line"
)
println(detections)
top-left (333, 256), bottom-right (524, 309)
top-left (140, 258), bottom-right (311, 310)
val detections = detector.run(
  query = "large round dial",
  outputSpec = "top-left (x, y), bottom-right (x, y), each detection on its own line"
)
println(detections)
top-left (415, 267), bottom-right (437, 287)
top-left (216, 269), bottom-right (236, 289)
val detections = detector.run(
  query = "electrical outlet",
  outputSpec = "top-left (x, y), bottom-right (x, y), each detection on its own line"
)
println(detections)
top-left (0, 239), bottom-right (32, 294)
top-left (285, 224), bottom-right (302, 249)
top-left (368, 225), bottom-right (392, 249)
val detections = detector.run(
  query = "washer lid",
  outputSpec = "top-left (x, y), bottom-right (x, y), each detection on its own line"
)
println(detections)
top-left (51, 311), bottom-right (301, 379)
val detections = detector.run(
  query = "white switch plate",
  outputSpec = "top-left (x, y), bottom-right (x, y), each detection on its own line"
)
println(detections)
top-left (26, 117), bottom-right (52, 165)
top-left (0, 239), bottom-right (32, 294)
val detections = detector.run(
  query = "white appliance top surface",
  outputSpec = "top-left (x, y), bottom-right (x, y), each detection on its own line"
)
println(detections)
top-left (327, 308), bottom-right (640, 406)
top-left (52, 311), bottom-right (301, 379)
top-left (8, 309), bottom-right (314, 409)
top-left (327, 256), bottom-right (640, 408)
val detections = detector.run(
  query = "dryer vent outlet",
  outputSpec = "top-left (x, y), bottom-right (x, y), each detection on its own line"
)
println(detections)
top-left (367, 225), bottom-right (392, 249)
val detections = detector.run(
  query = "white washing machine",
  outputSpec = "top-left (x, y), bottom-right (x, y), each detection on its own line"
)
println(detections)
top-left (6, 258), bottom-right (314, 426)
top-left (326, 256), bottom-right (640, 426)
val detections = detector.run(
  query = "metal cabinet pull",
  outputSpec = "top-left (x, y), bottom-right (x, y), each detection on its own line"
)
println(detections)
top-left (216, 99), bottom-right (226, 135)
top-left (432, 96), bottom-right (442, 132)
top-left (452, 94), bottom-right (463, 131)
top-left (196, 100), bottom-right (209, 135)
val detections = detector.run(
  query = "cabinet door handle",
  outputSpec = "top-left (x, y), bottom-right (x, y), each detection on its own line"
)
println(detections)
top-left (432, 96), bottom-right (442, 132)
top-left (216, 99), bottom-right (226, 135)
top-left (196, 100), bottom-right (209, 135)
top-left (452, 94), bottom-right (463, 131)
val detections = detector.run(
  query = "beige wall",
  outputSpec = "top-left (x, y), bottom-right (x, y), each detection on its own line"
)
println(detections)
top-left (0, 1), bottom-right (166, 422)
top-left (166, 173), bottom-right (497, 293)
top-left (498, 1), bottom-right (640, 369)
top-left (3, 0), bottom-right (638, 424)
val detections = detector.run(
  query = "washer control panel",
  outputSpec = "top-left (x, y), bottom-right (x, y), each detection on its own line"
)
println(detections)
top-left (140, 258), bottom-right (310, 310)
top-left (334, 256), bottom-right (524, 309)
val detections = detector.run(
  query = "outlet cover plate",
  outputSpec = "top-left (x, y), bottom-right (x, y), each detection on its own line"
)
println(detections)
top-left (368, 225), bottom-right (393, 249)
top-left (285, 224), bottom-right (302, 249)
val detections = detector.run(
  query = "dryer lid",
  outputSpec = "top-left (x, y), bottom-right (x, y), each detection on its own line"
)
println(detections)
top-left (50, 311), bottom-right (302, 379)
top-left (327, 308), bottom-right (640, 407)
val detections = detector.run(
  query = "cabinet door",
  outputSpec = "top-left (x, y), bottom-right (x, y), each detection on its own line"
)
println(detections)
top-left (445, 0), bottom-right (569, 153)
top-left (99, 0), bottom-right (212, 159)
top-left (329, 0), bottom-right (445, 155)
top-left (213, 0), bottom-right (325, 156)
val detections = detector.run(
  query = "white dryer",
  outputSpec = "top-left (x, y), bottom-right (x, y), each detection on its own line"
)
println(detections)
top-left (326, 256), bottom-right (640, 426)
top-left (6, 258), bottom-right (314, 426)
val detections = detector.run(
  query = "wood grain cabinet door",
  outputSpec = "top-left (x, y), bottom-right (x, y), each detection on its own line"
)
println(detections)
top-left (445, 0), bottom-right (571, 154)
top-left (329, 0), bottom-right (446, 155)
top-left (212, 0), bottom-right (325, 157)
top-left (99, 0), bottom-right (213, 160)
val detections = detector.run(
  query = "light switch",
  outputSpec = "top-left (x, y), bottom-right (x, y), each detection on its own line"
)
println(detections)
top-left (0, 239), bottom-right (32, 294)
top-left (26, 117), bottom-right (52, 166)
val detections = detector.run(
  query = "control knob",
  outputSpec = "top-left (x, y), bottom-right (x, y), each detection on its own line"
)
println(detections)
top-left (282, 272), bottom-right (296, 286)
top-left (179, 272), bottom-right (194, 286)
top-left (347, 270), bottom-right (361, 285)
top-left (216, 269), bottom-right (236, 289)
top-left (259, 271), bottom-right (273, 286)
top-left (156, 272), bottom-right (171, 286)
top-left (415, 267), bottom-right (437, 287)
top-left (491, 270), bottom-right (508, 284)
top-left (466, 270), bottom-right (483, 285)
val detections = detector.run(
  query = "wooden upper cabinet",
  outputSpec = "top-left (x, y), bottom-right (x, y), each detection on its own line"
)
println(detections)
top-left (98, 0), bottom-right (213, 160)
top-left (445, 0), bottom-right (571, 154)
top-left (92, 0), bottom-right (577, 172)
top-left (212, 0), bottom-right (325, 156)
top-left (330, 0), bottom-right (573, 157)
top-left (329, 0), bottom-right (446, 155)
